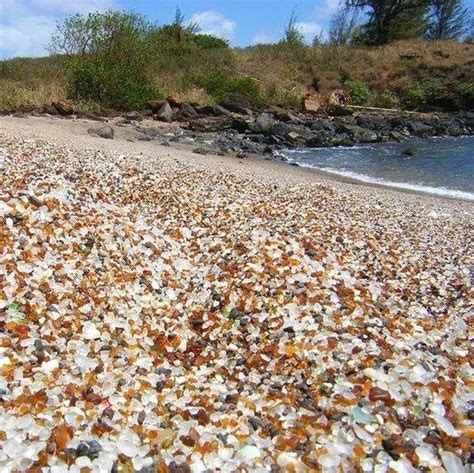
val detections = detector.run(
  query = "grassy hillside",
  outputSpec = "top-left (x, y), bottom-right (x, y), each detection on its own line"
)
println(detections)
top-left (0, 39), bottom-right (473, 114)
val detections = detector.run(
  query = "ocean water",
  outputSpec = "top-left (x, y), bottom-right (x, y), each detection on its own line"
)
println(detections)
top-left (281, 136), bottom-right (474, 201)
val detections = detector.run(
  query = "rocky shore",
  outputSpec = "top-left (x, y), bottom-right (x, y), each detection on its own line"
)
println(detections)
top-left (6, 98), bottom-right (474, 160)
top-left (0, 119), bottom-right (472, 472)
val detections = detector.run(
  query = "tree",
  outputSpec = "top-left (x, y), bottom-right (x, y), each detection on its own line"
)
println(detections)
top-left (328, 4), bottom-right (361, 44)
top-left (283, 8), bottom-right (305, 44)
top-left (347, 0), bottom-right (429, 44)
top-left (49, 11), bottom-right (159, 110)
top-left (425, 0), bottom-right (472, 39)
top-left (49, 10), bottom-right (151, 56)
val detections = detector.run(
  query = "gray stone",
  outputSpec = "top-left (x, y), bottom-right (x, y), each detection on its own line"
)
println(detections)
top-left (155, 102), bottom-right (174, 122)
top-left (249, 113), bottom-right (276, 134)
top-left (180, 104), bottom-right (198, 119)
top-left (87, 125), bottom-right (114, 139)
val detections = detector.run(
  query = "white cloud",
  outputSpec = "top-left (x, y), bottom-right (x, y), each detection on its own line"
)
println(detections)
top-left (313, 0), bottom-right (341, 18)
top-left (296, 22), bottom-right (324, 35)
top-left (0, 0), bottom-right (117, 58)
top-left (189, 11), bottom-right (236, 41)
top-left (250, 33), bottom-right (274, 45)
top-left (30, 0), bottom-right (115, 13)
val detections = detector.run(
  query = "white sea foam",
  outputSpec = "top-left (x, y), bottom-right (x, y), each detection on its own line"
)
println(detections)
top-left (293, 162), bottom-right (474, 201)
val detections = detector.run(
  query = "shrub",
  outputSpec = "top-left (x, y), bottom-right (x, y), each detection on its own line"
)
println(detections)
top-left (403, 78), bottom-right (449, 109)
top-left (193, 34), bottom-right (229, 50)
top-left (372, 93), bottom-right (399, 108)
top-left (345, 79), bottom-right (372, 105)
top-left (199, 72), bottom-right (262, 106)
top-left (455, 83), bottom-right (474, 108)
top-left (52, 11), bottom-right (160, 111)
top-left (68, 57), bottom-right (161, 110)
top-left (403, 85), bottom-right (425, 109)
top-left (421, 78), bottom-right (447, 102)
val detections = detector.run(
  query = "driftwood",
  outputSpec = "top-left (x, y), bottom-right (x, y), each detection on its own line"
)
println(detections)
top-left (345, 104), bottom-right (431, 116)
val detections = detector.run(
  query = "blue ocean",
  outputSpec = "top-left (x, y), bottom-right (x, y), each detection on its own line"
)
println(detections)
top-left (281, 136), bottom-right (474, 201)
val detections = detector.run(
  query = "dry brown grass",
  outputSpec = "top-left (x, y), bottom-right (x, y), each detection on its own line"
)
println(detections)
top-left (237, 39), bottom-right (474, 102)
top-left (1, 40), bottom-right (472, 112)
top-left (0, 79), bottom-right (65, 112)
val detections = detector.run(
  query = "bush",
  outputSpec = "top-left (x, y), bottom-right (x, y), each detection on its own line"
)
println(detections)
top-left (455, 83), bottom-right (474, 108)
top-left (345, 79), bottom-right (372, 105)
top-left (421, 79), bottom-right (448, 103)
top-left (404, 85), bottom-right (425, 109)
top-left (403, 79), bottom-right (449, 110)
top-left (193, 34), bottom-right (229, 50)
top-left (68, 57), bottom-right (161, 110)
top-left (372, 93), bottom-right (399, 108)
top-left (199, 71), bottom-right (262, 106)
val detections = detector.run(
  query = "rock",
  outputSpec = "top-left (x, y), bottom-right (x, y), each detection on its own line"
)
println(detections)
top-left (188, 117), bottom-right (231, 133)
top-left (179, 104), bottom-right (198, 119)
top-left (53, 100), bottom-right (74, 116)
top-left (166, 95), bottom-right (181, 108)
top-left (135, 126), bottom-right (160, 139)
top-left (249, 113), bottom-right (276, 134)
top-left (342, 125), bottom-right (379, 143)
top-left (304, 94), bottom-right (323, 113)
top-left (87, 125), bottom-right (114, 139)
top-left (231, 116), bottom-right (251, 133)
top-left (214, 105), bottom-right (231, 116)
top-left (193, 147), bottom-right (214, 156)
top-left (155, 102), bottom-right (174, 122)
top-left (221, 94), bottom-right (254, 114)
top-left (287, 131), bottom-right (301, 142)
top-left (327, 104), bottom-right (353, 116)
top-left (408, 121), bottom-right (434, 136)
top-left (123, 111), bottom-right (143, 121)
top-left (329, 89), bottom-right (350, 106)
top-left (145, 100), bottom-right (166, 112)
top-left (390, 131), bottom-right (407, 142)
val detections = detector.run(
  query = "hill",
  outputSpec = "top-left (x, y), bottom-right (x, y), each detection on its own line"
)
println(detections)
top-left (0, 39), bottom-right (473, 115)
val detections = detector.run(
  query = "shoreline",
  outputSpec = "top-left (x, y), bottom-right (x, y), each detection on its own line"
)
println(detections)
top-left (1, 114), bottom-right (473, 208)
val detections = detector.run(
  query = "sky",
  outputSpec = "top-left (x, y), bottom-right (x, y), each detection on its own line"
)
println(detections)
top-left (0, 0), bottom-right (344, 59)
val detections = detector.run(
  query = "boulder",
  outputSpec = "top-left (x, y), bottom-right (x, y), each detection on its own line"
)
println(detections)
top-left (329, 90), bottom-right (350, 107)
top-left (145, 100), bottom-right (167, 113)
top-left (179, 104), bottom-right (198, 119)
top-left (342, 125), bottom-right (379, 143)
top-left (123, 111), bottom-right (143, 121)
top-left (166, 95), bottom-right (181, 108)
top-left (249, 113), bottom-right (276, 134)
top-left (303, 94), bottom-right (323, 113)
top-left (87, 125), bottom-right (114, 139)
top-left (155, 102), bottom-right (174, 122)
top-left (231, 116), bottom-right (251, 133)
top-left (408, 121), bottom-right (434, 137)
top-left (221, 94), bottom-right (254, 114)
top-left (287, 131), bottom-right (301, 142)
top-left (188, 117), bottom-right (231, 133)
top-left (52, 100), bottom-right (74, 116)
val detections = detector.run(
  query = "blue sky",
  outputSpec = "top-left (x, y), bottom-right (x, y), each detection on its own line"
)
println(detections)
top-left (0, 0), bottom-right (341, 58)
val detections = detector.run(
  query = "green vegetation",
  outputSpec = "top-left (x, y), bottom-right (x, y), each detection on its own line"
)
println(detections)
top-left (0, 8), bottom-right (473, 114)
top-left (345, 0), bottom-right (472, 45)
top-left (198, 72), bottom-right (262, 105)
